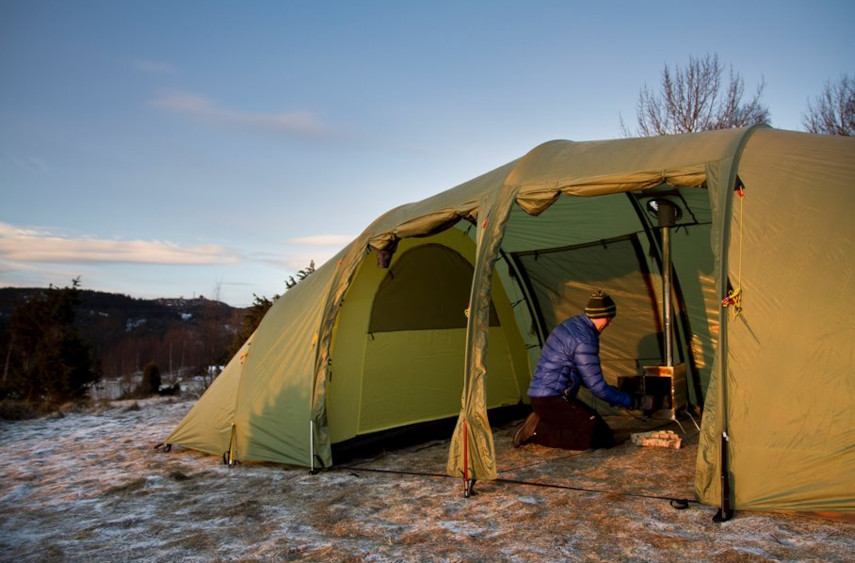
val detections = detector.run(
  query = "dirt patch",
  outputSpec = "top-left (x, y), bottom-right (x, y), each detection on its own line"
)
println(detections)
top-left (0, 397), bottom-right (852, 562)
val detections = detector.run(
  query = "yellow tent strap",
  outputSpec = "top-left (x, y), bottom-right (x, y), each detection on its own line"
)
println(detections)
top-left (722, 181), bottom-right (745, 317)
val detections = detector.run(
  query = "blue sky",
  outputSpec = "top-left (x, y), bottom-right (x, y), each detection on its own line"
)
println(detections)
top-left (1, 0), bottom-right (852, 307)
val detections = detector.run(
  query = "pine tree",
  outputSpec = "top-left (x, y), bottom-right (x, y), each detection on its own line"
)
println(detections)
top-left (1, 278), bottom-right (99, 405)
top-left (227, 293), bottom-right (276, 359)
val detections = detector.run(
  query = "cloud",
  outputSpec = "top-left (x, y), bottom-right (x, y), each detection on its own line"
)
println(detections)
top-left (255, 234), bottom-right (353, 271)
top-left (0, 223), bottom-right (39, 237)
top-left (0, 223), bottom-right (240, 266)
top-left (134, 59), bottom-right (177, 74)
top-left (286, 234), bottom-right (354, 247)
top-left (150, 90), bottom-right (331, 138)
top-left (250, 245), bottom-right (342, 273)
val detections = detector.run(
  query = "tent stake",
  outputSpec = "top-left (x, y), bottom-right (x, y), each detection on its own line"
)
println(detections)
top-left (309, 420), bottom-right (314, 474)
top-left (713, 431), bottom-right (733, 522)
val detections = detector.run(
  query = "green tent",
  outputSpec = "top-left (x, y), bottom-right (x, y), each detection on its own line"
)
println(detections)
top-left (166, 126), bottom-right (854, 514)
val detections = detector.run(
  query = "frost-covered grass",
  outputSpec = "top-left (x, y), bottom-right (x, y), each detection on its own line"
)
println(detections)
top-left (1, 397), bottom-right (852, 562)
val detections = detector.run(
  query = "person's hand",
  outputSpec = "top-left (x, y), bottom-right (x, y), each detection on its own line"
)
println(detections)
top-left (631, 394), bottom-right (655, 411)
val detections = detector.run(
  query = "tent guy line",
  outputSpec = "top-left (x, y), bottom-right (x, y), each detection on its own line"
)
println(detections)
top-left (333, 419), bottom-right (695, 504)
top-left (335, 463), bottom-right (699, 510)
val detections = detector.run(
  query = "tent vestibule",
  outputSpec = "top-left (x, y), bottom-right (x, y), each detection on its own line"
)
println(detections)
top-left (166, 127), bottom-right (855, 514)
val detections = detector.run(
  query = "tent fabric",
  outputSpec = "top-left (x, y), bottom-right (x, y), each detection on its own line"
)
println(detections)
top-left (166, 126), bottom-right (855, 514)
top-left (165, 335), bottom-right (252, 457)
top-left (695, 129), bottom-right (855, 511)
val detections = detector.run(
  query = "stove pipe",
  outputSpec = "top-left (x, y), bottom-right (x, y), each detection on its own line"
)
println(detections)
top-left (648, 198), bottom-right (682, 367)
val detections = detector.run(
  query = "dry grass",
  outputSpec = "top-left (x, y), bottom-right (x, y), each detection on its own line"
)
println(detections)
top-left (0, 397), bottom-right (852, 562)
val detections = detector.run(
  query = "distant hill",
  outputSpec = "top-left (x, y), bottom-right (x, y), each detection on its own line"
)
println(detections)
top-left (0, 287), bottom-right (248, 382)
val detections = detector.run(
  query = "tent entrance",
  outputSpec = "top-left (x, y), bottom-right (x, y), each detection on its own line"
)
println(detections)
top-left (360, 244), bottom-right (497, 433)
top-left (327, 230), bottom-right (526, 444)
top-left (508, 235), bottom-right (666, 406)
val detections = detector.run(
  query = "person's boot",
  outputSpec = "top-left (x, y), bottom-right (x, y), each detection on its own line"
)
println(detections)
top-left (512, 412), bottom-right (540, 448)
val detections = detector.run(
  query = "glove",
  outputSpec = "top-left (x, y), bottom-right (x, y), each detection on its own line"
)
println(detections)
top-left (631, 394), bottom-right (655, 411)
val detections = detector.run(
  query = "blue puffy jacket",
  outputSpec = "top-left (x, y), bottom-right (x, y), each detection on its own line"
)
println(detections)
top-left (527, 314), bottom-right (632, 408)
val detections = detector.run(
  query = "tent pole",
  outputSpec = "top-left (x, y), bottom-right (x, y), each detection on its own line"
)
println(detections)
top-left (662, 225), bottom-right (673, 367)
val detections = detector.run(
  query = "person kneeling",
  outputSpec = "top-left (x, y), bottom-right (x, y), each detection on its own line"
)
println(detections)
top-left (513, 290), bottom-right (653, 450)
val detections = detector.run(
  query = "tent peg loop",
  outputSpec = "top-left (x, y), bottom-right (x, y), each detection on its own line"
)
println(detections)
top-left (463, 477), bottom-right (477, 498)
top-left (309, 455), bottom-right (326, 475)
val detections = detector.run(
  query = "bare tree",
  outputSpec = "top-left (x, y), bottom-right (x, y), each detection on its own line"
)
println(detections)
top-left (802, 74), bottom-right (855, 136)
top-left (623, 54), bottom-right (770, 136)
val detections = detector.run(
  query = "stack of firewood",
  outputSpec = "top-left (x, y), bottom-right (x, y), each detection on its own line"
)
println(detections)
top-left (630, 429), bottom-right (682, 449)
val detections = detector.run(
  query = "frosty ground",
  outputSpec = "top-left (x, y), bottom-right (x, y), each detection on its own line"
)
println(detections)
top-left (1, 397), bottom-right (852, 563)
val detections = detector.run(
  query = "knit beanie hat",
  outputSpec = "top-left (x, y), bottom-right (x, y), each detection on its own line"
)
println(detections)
top-left (585, 290), bottom-right (617, 319)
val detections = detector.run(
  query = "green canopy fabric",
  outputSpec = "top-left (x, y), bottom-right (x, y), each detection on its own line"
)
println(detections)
top-left (166, 126), bottom-right (855, 513)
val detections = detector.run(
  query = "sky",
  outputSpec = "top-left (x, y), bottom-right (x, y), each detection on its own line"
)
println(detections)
top-left (1, 1), bottom-right (852, 307)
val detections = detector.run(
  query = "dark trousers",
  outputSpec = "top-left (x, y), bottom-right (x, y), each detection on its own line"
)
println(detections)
top-left (530, 395), bottom-right (615, 450)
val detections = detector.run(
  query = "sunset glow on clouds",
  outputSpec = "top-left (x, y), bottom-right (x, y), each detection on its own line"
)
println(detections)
top-left (0, 223), bottom-right (239, 265)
